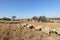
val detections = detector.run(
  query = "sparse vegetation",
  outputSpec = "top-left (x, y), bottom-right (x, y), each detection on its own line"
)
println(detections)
top-left (0, 16), bottom-right (60, 40)
top-left (0, 17), bottom-right (11, 21)
top-left (0, 22), bottom-right (60, 40)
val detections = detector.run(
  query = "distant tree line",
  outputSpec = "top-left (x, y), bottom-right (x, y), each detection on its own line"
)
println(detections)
top-left (0, 16), bottom-right (47, 22)
top-left (32, 16), bottom-right (47, 22)
top-left (0, 16), bottom-right (60, 22)
top-left (49, 18), bottom-right (60, 20)
top-left (0, 16), bottom-right (16, 21)
top-left (0, 17), bottom-right (11, 21)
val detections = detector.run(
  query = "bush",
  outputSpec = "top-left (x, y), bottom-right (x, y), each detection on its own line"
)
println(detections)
top-left (38, 16), bottom-right (47, 22)
top-left (32, 16), bottom-right (38, 20)
top-left (1, 17), bottom-right (11, 21)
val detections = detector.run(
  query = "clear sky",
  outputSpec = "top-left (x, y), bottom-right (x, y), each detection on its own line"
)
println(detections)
top-left (0, 0), bottom-right (60, 18)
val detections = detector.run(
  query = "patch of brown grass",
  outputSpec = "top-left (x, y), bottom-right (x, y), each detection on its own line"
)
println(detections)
top-left (0, 22), bottom-right (60, 40)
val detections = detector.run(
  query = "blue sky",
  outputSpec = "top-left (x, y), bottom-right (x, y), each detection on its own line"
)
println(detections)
top-left (0, 0), bottom-right (60, 18)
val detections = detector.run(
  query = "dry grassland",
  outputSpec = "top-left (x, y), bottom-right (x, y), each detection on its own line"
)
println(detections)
top-left (0, 22), bottom-right (60, 40)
